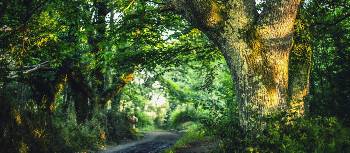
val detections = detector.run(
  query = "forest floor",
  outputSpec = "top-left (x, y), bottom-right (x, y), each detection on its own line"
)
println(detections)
top-left (100, 130), bottom-right (180, 153)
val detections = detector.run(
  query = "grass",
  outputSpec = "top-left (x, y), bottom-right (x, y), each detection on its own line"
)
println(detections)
top-left (165, 123), bottom-right (206, 153)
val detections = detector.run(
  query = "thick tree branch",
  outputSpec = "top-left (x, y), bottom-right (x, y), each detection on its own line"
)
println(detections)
top-left (101, 72), bottom-right (134, 105)
top-left (170, 0), bottom-right (224, 30)
top-left (257, 0), bottom-right (301, 40)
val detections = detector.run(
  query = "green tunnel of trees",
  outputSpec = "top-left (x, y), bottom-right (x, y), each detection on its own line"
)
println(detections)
top-left (1, 0), bottom-right (350, 152)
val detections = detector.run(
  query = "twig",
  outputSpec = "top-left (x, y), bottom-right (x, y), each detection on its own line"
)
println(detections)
top-left (23, 61), bottom-right (49, 74)
top-left (123, 0), bottom-right (136, 12)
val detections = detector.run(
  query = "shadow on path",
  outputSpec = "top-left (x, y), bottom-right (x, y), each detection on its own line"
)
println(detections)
top-left (101, 131), bottom-right (180, 153)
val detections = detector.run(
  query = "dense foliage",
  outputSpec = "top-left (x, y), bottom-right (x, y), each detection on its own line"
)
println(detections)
top-left (1, 0), bottom-right (350, 153)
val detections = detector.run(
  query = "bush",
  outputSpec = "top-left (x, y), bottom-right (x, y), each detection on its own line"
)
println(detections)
top-left (55, 115), bottom-right (105, 152)
top-left (53, 109), bottom-right (137, 152)
top-left (255, 116), bottom-right (350, 153)
top-left (165, 123), bottom-right (206, 153)
top-left (209, 113), bottom-right (350, 153)
top-left (169, 105), bottom-right (200, 127)
top-left (135, 111), bottom-right (153, 128)
top-left (105, 110), bottom-right (135, 142)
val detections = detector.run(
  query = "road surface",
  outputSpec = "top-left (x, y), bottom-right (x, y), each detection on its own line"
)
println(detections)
top-left (100, 131), bottom-right (180, 153)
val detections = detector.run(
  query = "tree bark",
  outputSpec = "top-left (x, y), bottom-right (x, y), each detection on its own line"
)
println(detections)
top-left (171, 0), bottom-right (302, 129)
top-left (88, 0), bottom-right (108, 107)
top-left (69, 69), bottom-right (94, 123)
top-left (288, 13), bottom-right (312, 117)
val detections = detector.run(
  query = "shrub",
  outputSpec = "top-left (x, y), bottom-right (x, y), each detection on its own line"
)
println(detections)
top-left (209, 113), bottom-right (350, 153)
top-left (135, 111), bottom-right (153, 128)
top-left (165, 123), bottom-right (206, 153)
top-left (56, 116), bottom-right (104, 152)
top-left (170, 105), bottom-right (199, 127)
top-left (105, 110), bottom-right (135, 142)
top-left (256, 116), bottom-right (350, 153)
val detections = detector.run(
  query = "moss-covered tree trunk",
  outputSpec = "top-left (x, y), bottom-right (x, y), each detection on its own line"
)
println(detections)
top-left (171, 0), bottom-right (302, 129)
top-left (288, 12), bottom-right (312, 117)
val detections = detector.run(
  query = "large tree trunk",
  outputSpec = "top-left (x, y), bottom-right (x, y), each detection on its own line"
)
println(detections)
top-left (171, 0), bottom-right (302, 129)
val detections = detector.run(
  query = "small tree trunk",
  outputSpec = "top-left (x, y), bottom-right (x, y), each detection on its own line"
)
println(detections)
top-left (288, 15), bottom-right (312, 116)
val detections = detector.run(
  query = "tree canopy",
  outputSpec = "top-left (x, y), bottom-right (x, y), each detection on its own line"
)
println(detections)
top-left (1, 0), bottom-right (350, 152)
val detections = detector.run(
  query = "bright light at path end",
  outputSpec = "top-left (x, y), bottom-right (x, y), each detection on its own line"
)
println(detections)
top-left (151, 94), bottom-right (166, 106)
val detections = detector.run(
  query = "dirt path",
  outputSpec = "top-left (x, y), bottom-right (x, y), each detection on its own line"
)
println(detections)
top-left (100, 131), bottom-right (180, 153)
